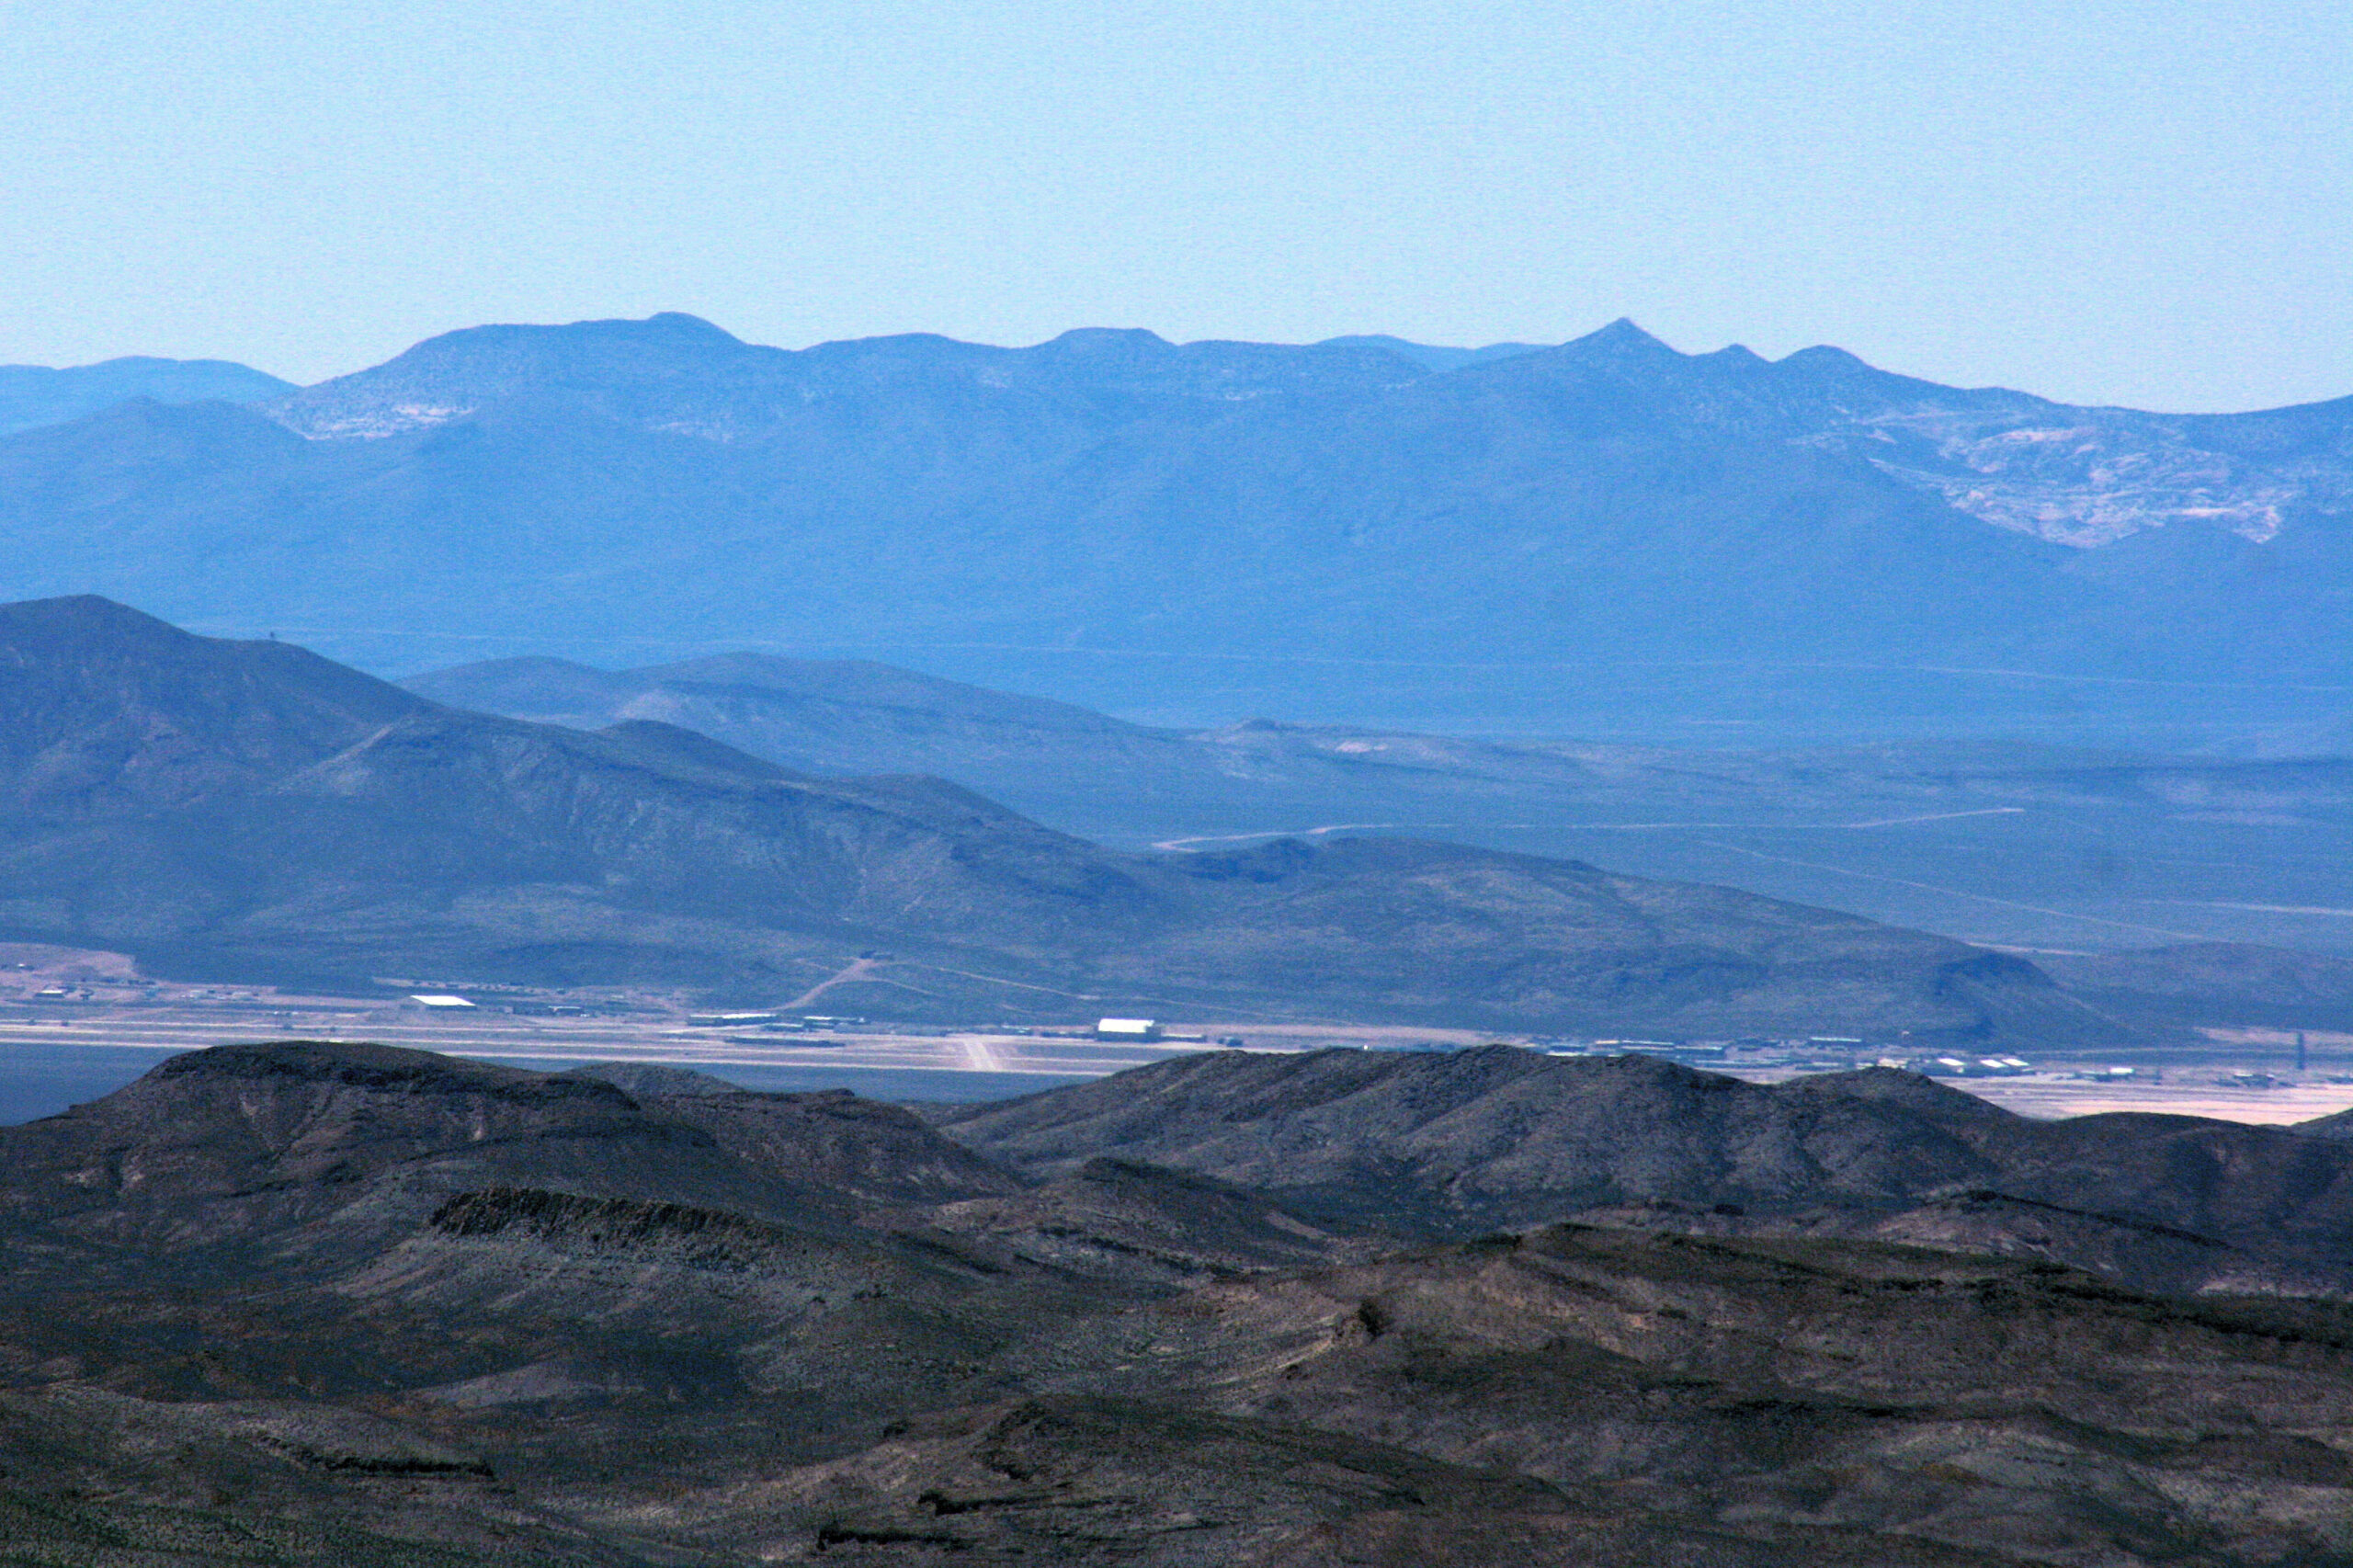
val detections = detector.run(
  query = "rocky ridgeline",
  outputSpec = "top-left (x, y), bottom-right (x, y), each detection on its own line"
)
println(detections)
top-left (2, 1040), bottom-right (2353, 1564)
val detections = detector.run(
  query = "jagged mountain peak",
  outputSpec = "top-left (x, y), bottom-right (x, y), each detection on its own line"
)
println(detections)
top-left (937, 1044), bottom-right (2353, 1297)
top-left (7, 1033), bottom-right (2353, 1563)
top-left (1561, 315), bottom-right (1679, 360)
top-left (15, 316), bottom-right (2348, 710)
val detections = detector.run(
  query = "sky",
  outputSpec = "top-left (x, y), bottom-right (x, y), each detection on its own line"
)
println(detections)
top-left (2, 0), bottom-right (2347, 411)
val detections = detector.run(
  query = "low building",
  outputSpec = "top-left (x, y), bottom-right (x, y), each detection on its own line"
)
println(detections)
top-left (407, 994), bottom-right (477, 1009)
top-left (1095, 1017), bottom-right (1162, 1040)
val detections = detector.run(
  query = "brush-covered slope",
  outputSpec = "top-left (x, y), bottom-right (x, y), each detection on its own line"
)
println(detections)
top-left (408, 651), bottom-right (2353, 971)
top-left (0, 597), bottom-right (2099, 1040)
top-left (0, 597), bottom-right (1177, 996)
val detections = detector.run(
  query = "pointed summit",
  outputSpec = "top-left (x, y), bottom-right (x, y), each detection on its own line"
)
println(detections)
top-left (1561, 317), bottom-right (1680, 364)
top-left (0, 593), bottom-right (190, 647)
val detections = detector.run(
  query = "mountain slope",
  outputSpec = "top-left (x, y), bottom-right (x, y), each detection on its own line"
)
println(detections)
top-left (401, 651), bottom-right (1145, 790)
top-left (0, 357), bottom-right (294, 437)
top-left (406, 651), bottom-right (2353, 969)
top-left (5, 1040), bottom-right (2353, 1567)
top-left (2, 315), bottom-right (2345, 737)
top-left (0, 597), bottom-right (1183, 994)
top-left (0, 1040), bottom-right (1017, 1259)
top-left (1314, 334), bottom-right (1548, 371)
top-left (0, 597), bottom-right (2106, 1039)
top-left (935, 1045), bottom-right (2353, 1293)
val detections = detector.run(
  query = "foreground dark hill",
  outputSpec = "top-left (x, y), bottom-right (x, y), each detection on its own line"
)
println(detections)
top-left (0, 596), bottom-right (2108, 1040)
top-left (2, 313), bottom-right (2347, 740)
top-left (3, 1040), bottom-right (2352, 1566)
top-left (0, 1040), bottom-right (1021, 1256)
top-left (937, 1045), bottom-right (2353, 1294)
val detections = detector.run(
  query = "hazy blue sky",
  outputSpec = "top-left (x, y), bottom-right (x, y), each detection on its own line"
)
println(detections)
top-left (3, 0), bottom-right (2345, 409)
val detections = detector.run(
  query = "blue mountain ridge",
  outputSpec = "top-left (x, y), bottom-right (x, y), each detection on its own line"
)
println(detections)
top-left (0, 356), bottom-right (294, 437)
top-left (0, 314), bottom-right (2344, 742)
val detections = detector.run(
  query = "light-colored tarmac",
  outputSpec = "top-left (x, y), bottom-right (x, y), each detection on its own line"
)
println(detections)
top-left (0, 945), bottom-right (2349, 1124)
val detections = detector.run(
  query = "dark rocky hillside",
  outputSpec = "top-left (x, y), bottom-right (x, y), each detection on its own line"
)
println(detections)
top-left (935, 1045), bottom-right (2353, 1295)
top-left (0, 595), bottom-right (2113, 1041)
top-left (2, 1040), bottom-right (2352, 1566)
top-left (2303, 1104), bottom-right (2353, 1140)
top-left (0, 1040), bottom-right (1017, 1256)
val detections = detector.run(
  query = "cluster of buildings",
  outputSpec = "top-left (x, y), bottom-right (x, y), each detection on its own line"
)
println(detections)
top-left (1540, 1036), bottom-right (1881, 1070)
top-left (1532, 1037), bottom-right (2063, 1078)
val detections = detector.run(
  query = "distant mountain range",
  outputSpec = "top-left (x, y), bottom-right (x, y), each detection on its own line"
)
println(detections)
top-left (0, 595), bottom-right (2124, 1041)
top-left (406, 649), bottom-right (2353, 1003)
top-left (0, 355), bottom-right (291, 436)
top-left (1, 313), bottom-right (2346, 742)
